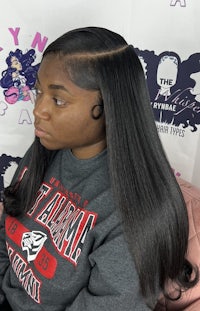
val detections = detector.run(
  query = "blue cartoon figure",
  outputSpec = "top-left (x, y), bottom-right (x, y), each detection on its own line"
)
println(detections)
top-left (0, 49), bottom-right (39, 104)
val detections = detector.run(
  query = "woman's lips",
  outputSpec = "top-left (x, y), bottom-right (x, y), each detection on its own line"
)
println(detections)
top-left (35, 126), bottom-right (48, 138)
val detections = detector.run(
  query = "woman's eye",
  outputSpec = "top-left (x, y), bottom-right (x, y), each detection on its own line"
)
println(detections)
top-left (53, 98), bottom-right (67, 107)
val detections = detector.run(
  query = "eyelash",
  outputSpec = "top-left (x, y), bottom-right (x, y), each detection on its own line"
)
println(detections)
top-left (34, 87), bottom-right (67, 107)
top-left (52, 98), bottom-right (67, 107)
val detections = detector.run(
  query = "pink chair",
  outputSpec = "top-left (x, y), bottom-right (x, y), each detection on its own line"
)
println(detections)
top-left (155, 178), bottom-right (200, 310)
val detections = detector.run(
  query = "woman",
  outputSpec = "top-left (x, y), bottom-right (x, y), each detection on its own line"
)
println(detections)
top-left (0, 26), bottom-right (198, 310)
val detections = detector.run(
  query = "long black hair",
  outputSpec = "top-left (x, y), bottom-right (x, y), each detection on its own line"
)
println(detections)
top-left (4, 27), bottom-right (198, 308)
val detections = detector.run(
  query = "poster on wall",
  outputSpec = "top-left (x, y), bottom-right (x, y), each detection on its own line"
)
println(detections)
top-left (0, 27), bottom-right (49, 200)
top-left (130, 0), bottom-right (200, 187)
top-left (136, 47), bottom-right (200, 183)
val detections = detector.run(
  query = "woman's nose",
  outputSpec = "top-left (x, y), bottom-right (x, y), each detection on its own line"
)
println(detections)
top-left (33, 96), bottom-right (50, 120)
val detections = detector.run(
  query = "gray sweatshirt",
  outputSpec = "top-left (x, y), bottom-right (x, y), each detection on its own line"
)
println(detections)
top-left (0, 147), bottom-right (151, 310)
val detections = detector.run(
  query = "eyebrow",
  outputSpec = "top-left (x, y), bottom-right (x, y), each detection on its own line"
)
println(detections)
top-left (35, 75), bottom-right (72, 95)
top-left (48, 84), bottom-right (71, 94)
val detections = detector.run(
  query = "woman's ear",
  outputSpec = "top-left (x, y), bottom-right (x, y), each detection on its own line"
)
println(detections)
top-left (91, 104), bottom-right (104, 120)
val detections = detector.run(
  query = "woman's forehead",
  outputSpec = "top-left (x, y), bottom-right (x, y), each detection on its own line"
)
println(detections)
top-left (37, 55), bottom-right (99, 98)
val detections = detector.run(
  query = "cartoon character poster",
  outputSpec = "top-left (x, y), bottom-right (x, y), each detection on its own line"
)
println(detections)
top-left (135, 48), bottom-right (200, 183)
top-left (128, 0), bottom-right (200, 187)
top-left (0, 27), bottom-right (48, 201)
top-left (1, 48), bottom-right (39, 105)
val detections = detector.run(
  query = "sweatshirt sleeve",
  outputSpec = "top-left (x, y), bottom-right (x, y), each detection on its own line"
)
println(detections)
top-left (0, 145), bottom-right (33, 304)
top-left (64, 231), bottom-right (151, 311)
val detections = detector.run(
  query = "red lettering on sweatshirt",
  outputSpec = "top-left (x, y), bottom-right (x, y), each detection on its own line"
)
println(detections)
top-left (36, 192), bottom-right (98, 266)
